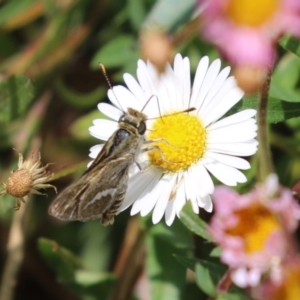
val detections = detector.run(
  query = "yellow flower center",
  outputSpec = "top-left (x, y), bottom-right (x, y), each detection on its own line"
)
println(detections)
top-left (272, 266), bottom-right (300, 300)
top-left (226, 204), bottom-right (280, 253)
top-left (147, 112), bottom-right (206, 173)
top-left (225, 0), bottom-right (279, 27)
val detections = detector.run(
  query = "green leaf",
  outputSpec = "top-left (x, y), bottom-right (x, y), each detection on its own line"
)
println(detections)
top-left (179, 202), bottom-right (212, 241)
top-left (70, 109), bottom-right (109, 141)
top-left (210, 247), bottom-right (221, 257)
top-left (272, 54), bottom-right (300, 89)
top-left (195, 261), bottom-right (251, 300)
top-left (195, 263), bottom-right (217, 297)
top-left (217, 293), bottom-right (251, 300)
top-left (280, 35), bottom-right (300, 58)
top-left (91, 35), bottom-right (139, 69)
top-left (145, 220), bottom-right (192, 300)
top-left (74, 269), bottom-right (114, 287)
top-left (197, 260), bottom-right (227, 285)
top-left (127, 0), bottom-right (146, 30)
top-left (38, 238), bottom-right (84, 282)
top-left (230, 96), bottom-right (300, 123)
top-left (0, 0), bottom-right (36, 27)
top-left (38, 238), bottom-right (116, 299)
top-left (0, 74), bottom-right (35, 123)
top-left (142, 0), bottom-right (196, 32)
top-left (54, 77), bottom-right (106, 109)
top-left (176, 257), bottom-right (228, 297)
top-left (174, 255), bottom-right (199, 270)
top-left (270, 54), bottom-right (300, 102)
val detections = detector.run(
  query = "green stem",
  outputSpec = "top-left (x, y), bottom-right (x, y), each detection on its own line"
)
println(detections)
top-left (257, 69), bottom-right (274, 181)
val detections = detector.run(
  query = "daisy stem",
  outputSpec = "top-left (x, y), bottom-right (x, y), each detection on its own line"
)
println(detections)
top-left (257, 69), bottom-right (274, 181)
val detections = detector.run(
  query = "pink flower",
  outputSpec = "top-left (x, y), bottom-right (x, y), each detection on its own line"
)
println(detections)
top-left (198, 0), bottom-right (300, 67)
top-left (209, 175), bottom-right (300, 287)
top-left (254, 260), bottom-right (300, 300)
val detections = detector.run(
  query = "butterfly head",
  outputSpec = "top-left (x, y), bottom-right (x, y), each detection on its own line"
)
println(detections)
top-left (119, 108), bottom-right (147, 135)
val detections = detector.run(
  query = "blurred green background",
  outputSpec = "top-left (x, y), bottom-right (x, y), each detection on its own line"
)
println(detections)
top-left (0, 0), bottom-right (300, 299)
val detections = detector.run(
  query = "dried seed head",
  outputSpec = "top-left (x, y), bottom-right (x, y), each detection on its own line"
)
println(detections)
top-left (0, 151), bottom-right (57, 210)
top-left (6, 169), bottom-right (33, 198)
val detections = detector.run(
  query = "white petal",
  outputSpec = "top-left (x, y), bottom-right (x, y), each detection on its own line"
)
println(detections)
top-left (183, 57), bottom-right (191, 108)
top-left (190, 56), bottom-right (209, 108)
top-left (98, 103), bottom-right (122, 121)
top-left (139, 173), bottom-right (163, 216)
top-left (89, 144), bottom-right (103, 159)
top-left (160, 67), bottom-right (179, 111)
top-left (248, 268), bottom-right (261, 287)
top-left (137, 60), bottom-right (155, 97)
top-left (108, 86), bottom-right (140, 111)
top-left (190, 164), bottom-right (214, 196)
top-left (152, 175), bottom-right (176, 224)
top-left (202, 87), bottom-right (244, 127)
top-left (265, 173), bottom-right (279, 197)
top-left (89, 119), bottom-right (117, 140)
top-left (118, 169), bottom-right (161, 212)
top-left (231, 268), bottom-right (248, 288)
top-left (194, 59), bottom-right (221, 112)
top-left (205, 152), bottom-right (250, 170)
top-left (160, 80), bottom-right (175, 112)
top-left (202, 194), bottom-right (213, 212)
top-left (208, 123), bottom-right (258, 143)
top-left (87, 160), bottom-right (93, 168)
top-left (124, 73), bottom-right (147, 105)
top-left (205, 162), bottom-right (247, 186)
top-left (143, 94), bottom-right (161, 119)
top-left (175, 179), bottom-right (187, 216)
top-left (174, 54), bottom-right (184, 109)
top-left (208, 140), bottom-right (258, 156)
top-left (183, 172), bottom-right (201, 214)
top-left (107, 87), bottom-right (123, 111)
top-left (199, 67), bottom-right (232, 115)
top-left (209, 109), bottom-right (257, 130)
top-left (146, 60), bottom-right (160, 84)
top-left (183, 171), bottom-right (196, 202)
top-left (184, 180), bottom-right (199, 214)
top-left (165, 199), bottom-right (176, 226)
top-left (173, 54), bottom-right (191, 110)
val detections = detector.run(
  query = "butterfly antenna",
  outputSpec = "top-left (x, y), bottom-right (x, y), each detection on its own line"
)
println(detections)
top-left (141, 94), bottom-right (164, 123)
top-left (147, 107), bottom-right (196, 120)
top-left (99, 63), bottom-right (125, 112)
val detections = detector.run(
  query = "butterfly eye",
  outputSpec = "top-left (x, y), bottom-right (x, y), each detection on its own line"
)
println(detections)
top-left (138, 121), bottom-right (146, 134)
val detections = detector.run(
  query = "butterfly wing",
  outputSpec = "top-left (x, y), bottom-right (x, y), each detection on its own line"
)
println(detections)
top-left (48, 129), bottom-right (141, 223)
top-left (48, 155), bottom-right (130, 222)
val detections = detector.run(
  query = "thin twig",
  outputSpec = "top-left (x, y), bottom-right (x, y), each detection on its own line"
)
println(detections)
top-left (108, 217), bottom-right (146, 300)
top-left (0, 93), bottom-right (50, 300)
top-left (0, 197), bottom-right (32, 300)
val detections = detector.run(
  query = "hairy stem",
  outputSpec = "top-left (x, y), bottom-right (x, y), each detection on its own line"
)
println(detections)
top-left (257, 69), bottom-right (274, 181)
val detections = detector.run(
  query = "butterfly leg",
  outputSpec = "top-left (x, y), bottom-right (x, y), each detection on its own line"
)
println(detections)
top-left (141, 146), bottom-right (180, 164)
top-left (144, 137), bottom-right (182, 149)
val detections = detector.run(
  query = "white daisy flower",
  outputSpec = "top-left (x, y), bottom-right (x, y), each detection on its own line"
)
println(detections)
top-left (89, 54), bottom-right (258, 226)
